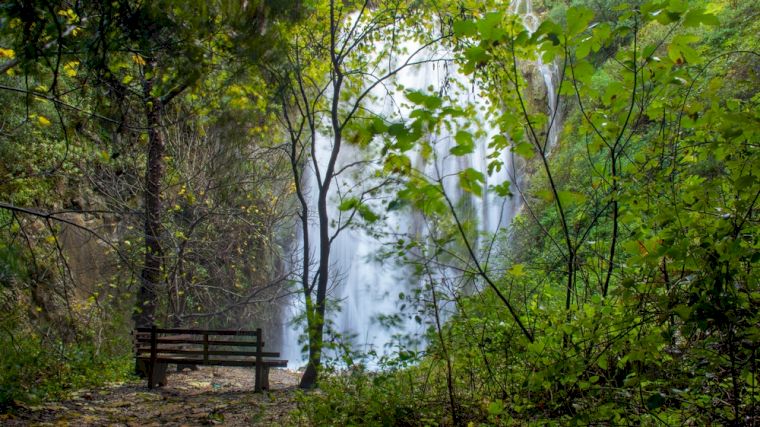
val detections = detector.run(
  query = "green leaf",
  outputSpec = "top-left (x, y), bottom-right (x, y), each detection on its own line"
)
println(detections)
top-left (558, 191), bottom-right (587, 207)
top-left (592, 23), bottom-right (612, 48)
top-left (489, 134), bottom-right (508, 150)
top-left (487, 400), bottom-right (504, 415)
top-left (534, 20), bottom-right (563, 45)
top-left (459, 168), bottom-right (485, 196)
top-left (387, 199), bottom-right (405, 211)
top-left (668, 34), bottom-right (703, 64)
top-left (736, 174), bottom-right (756, 190)
top-left (389, 123), bottom-right (421, 150)
top-left (406, 91), bottom-right (427, 105)
top-left (683, 8), bottom-right (719, 27)
top-left (566, 6), bottom-right (594, 36)
top-left (513, 141), bottom-right (535, 159)
top-left (453, 20), bottom-right (477, 37)
top-left (597, 358), bottom-right (608, 370)
top-left (451, 130), bottom-right (475, 156)
top-left (603, 81), bottom-right (625, 105)
top-left (369, 117), bottom-right (388, 134)
top-left (358, 205), bottom-right (379, 223)
top-left (338, 197), bottom-right (360, 212)
top-left (536, 189), bottom-right (554, 202)
top-left (641, 1), bottom-right (662, 16)
top-left (672, 304), bottom-right (692, 321)
top-left (492, 182), bottom-right (512, 197)
top-left (744, 370), bottom-right (758, 387)
top-left (572, 60), bottom-right (595, 85)
top-left (388, 123), bottom-right (407, 137)
top-left (477, 12), bottom-right (503, 41)
top-left (384, 153), bottom-right (411, 174)
top-left (406, 91), bottom-right (443, 110)
top-left (667, 0), bottom-right (688, 14)
top-left (463, 45), bottom-right (490, 65)
top-left (576, 38), bottom-right (592, 59)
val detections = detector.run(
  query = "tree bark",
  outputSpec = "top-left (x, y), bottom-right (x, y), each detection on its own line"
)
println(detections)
top-left (134, 71), bottom-right (165, 328)
top-left (298, 174), bottom-right (332, 388)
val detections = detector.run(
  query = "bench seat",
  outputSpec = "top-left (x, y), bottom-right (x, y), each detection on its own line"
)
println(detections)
top-left (134, 326), bottom-right (287, 392)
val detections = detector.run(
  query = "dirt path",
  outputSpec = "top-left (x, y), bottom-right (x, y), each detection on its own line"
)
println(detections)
top-left (1, 367), bottom-right (303, 426)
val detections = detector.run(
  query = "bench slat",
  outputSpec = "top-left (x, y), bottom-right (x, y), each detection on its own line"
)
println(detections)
top-left (135, 348), bottom-right (282, 358)
top-left (135, 327), bottom-right (259, 336)
top-left (137, 356), bottom-right (288, 367)
top-left (134, 338), bottom-right (264, 347)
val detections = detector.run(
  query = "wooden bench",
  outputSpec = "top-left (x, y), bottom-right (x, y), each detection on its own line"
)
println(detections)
top-left (134, 326), bottom-right (287, 392)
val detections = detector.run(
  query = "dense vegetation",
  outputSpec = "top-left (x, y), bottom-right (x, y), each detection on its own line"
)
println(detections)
top-left (1, 0), bottom-right (758, 425)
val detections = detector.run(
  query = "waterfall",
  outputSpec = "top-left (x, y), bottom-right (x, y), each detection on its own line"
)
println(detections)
top-left (511, 0), bottom-right (561, 152)
top-left (281, 0), bottom-right (559, 369)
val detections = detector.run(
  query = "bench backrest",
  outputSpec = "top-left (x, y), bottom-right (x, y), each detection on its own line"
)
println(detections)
top-left (134, 326), bottom-right (280, 364)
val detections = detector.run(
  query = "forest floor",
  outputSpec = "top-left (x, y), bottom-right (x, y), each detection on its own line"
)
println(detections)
top-left (1, 367), bottom-right (303, 426)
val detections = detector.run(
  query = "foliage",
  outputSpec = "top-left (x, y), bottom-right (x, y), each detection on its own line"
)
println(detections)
top-left (0, 301), bottom-right (132, 408)
top-left (1, 0), bottom-right (758, 424)
top-left (0, 0), bottom-right (299, 407)
top-left (292, 365), bottom-right (451, 427)
top-left (295, 0), bottom-right (759, 424)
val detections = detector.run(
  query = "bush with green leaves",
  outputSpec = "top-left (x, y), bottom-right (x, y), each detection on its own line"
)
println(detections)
top-left (292, 365), bottom-right (446, 427)
top-left (0, 306), bottom-right (133, 408)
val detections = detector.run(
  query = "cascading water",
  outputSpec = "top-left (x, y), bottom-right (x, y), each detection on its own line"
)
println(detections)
top-left (511, 0), bottom-right (562, 152)
top-left (281, 0), bottom-right (560, 368)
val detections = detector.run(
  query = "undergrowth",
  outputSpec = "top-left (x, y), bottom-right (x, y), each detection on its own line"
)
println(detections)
top-left (0, 328), bottom-right (133, 410)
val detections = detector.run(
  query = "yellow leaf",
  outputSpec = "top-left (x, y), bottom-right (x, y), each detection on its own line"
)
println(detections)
top-left (38, 116), bottom-right (52, 127)
top-left (131, 53), bottom-right (146, 66)
top-left (57, 8), bottom-right (77, 20)
top-left (508, 263), bottom-right (526, 277)
top-left (0, 48), bottom-right (15, 59)
top-left (64, 61), bottom-right (79, 77)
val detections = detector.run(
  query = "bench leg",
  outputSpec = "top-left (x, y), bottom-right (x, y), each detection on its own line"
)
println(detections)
top-left (254, 365), bottom-right (271, 392)
top-left (262, 366), bottom-right (270, 390)
top-left (148, 362), bottom-right (168, 388)
top-left (254, 364), bottom-right (262, 392)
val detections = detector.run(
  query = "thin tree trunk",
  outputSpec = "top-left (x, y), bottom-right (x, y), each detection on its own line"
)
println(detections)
top-left (299, 1), bottom-right (344, 388)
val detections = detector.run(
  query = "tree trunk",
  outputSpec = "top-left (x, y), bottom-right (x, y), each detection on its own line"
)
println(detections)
top-left (298, 188), bottom-right (331, 389)
top-left (134, 72), bottom-right (165, 328)
top-left (298, 46), bottom-right (344, 387)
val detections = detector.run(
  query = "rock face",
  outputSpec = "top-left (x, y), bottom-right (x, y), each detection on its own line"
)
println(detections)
top-left (58, 213), bottom-right (120, 296)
